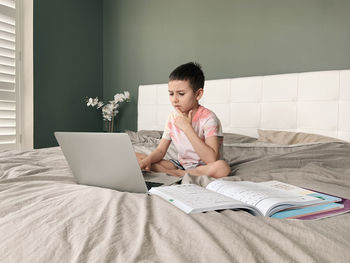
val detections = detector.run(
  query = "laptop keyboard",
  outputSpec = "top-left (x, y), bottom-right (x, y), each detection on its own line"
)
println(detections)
top-left (146, 181), bottom-right (163, 190)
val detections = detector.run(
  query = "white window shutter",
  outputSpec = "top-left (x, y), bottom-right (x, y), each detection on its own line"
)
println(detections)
top-left (0, 0), bottom-right (18, 150)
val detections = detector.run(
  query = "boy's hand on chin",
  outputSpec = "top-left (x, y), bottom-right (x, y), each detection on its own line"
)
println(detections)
top-left (174, 109), bottom-right (193, 132)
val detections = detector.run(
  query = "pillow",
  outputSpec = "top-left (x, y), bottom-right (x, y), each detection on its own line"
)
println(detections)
top-left (257, 129), bottom-right (345, 145)
top-left (223, 133), bottom-right (257, 145)
top-left (128, 130), bottom-right (257, 145)
top-left (125, 130), bottom-right (163, 143)
top-left (128, 130), bottom-right (178, 160)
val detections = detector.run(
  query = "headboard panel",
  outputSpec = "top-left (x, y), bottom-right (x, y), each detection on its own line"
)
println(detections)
top-left (138, 69), bottom-right (350, 141)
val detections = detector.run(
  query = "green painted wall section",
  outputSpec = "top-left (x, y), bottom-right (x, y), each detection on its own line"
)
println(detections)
top-left (103, 0), bottom-right (350, 132)
top-left (34, 0), bottom-right (103, 148)
top-left (34, 0), bottom-right (350, 147)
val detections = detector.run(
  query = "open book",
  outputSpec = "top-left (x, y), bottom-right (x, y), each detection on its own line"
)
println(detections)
top-left (149, 181), bottom-right (331, 216)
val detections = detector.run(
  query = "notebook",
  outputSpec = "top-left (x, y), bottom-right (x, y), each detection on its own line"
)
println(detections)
top-left (54, 132), bottom-right (182, 193)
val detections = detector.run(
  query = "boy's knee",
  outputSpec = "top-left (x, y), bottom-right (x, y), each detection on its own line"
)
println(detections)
top-left (211, 160), bottom-right (230, 178)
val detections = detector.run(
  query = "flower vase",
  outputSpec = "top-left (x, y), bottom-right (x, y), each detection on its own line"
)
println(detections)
top-left (86, 91), bottom-right (130, 133)
top-left (104, 119), bottom-right (115, 133)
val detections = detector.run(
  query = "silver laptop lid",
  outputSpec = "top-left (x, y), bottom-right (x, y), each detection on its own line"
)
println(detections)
top-left (55, 132), bottom-right (148, 193)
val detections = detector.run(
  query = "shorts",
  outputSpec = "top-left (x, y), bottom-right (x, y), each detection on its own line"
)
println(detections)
top-left (169, 159), bottom-right (205, 170)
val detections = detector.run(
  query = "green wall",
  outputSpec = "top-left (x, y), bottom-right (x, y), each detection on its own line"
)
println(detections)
top-left (34, 0), bottom-right (350, 148)
top-left (103, 0), bottom-right (350, 132)
top-left (34, 0), bottom-right (103, 148)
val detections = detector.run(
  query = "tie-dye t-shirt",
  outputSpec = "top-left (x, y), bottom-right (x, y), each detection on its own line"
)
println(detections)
top-left (162, 105), bottom-right (223, 169)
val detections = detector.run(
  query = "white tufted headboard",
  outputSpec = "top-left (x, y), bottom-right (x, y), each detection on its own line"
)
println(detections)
top-left (138, 69), bottom-right (350, 142)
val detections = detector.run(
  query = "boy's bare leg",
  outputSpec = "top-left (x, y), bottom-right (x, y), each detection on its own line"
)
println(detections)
top-left (135, 153), bottom-right (230, 178)
top-left (135, 152), bottom-right (178, 173)
top-left (165, 169), bottom-right (186, 177)
top-left (150, 160), bottom-right (177, 172)
top-left (168, 160), bottom-right (231, 178)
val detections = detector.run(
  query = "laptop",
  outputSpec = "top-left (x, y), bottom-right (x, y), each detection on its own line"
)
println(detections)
top-left (54, 132), bottom-right (182, 193)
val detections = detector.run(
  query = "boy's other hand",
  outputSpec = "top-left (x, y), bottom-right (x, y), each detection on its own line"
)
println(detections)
top-left (139, 158), bottom-right (152, 171)
top-left (174, 109), bottom-right (193, 132)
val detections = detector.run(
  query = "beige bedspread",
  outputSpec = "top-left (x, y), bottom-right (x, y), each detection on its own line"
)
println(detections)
top-left (0, 143), bottom-right (350, 263)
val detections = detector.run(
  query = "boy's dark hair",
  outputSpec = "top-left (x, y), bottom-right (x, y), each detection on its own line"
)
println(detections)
top-left (169, 62), bottom-right (205, 92)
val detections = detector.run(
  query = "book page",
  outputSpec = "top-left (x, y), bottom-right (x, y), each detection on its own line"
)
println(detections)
top-left (206, 181), bottom-right (319, 216)
top-left (258, 181), bottom-right (314, 195)
top-left (149, 184), bottom-right (260, 214)
top-left (156, 184), bottom-right (237, 208)
top-left (258, 181), bottom-right (341, 203)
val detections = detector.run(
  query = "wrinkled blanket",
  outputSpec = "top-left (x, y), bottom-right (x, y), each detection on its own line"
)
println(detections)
top-left (1, 142), bottom-right (350, 263)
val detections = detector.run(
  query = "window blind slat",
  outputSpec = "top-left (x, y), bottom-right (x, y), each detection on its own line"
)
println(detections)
top-left (0, 101), bottom-right (13, 109)
top-left (0, 13), bottom-right (14, 25)
top-left (0, 109), bottom-right (15, 118)
top-left (0, 0), bottom-right (16, 5)
top-left (0, 46), bottom-right (14, 58)
top-left (0, 29), bottom-right (14, 42)
top-left (0, 55), bottom-right (14, 66)
top-left (0, 134), bottom-right (15, 143)
top-left (0, 118), bottom-right (14, 126)
top-left (0, 100), bottom-right (14, 109)
top-left (0, 126), bottom-right (15, 135)
top-left (0, 4), bottom-right (15, 17)
top-left (0, 72), bottom-right (15, 82)
top-left (0, 64), bottom-right (14, 74)
top-left (0, 38), bottom-right (14, 50)
top-left (0, 89), bottom-right (14, 100)
top-left (0, 81), bottom-right (14, 91)
top-left (0, 21), bottom-right (15, 34)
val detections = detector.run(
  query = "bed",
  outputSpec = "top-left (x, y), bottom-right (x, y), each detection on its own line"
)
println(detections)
top-left (1, 69), bottom-right (350, 262)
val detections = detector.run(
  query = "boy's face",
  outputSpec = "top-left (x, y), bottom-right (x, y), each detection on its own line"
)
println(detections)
top-left (168, 80), bottom-right (203, 114)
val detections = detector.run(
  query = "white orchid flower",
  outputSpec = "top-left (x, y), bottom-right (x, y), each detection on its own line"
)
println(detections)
top-left (87, 97), bottom-right (100, 107)
top-left (97, 101), bottom-right (104, 109)
top-left (103, 114), bottom-right (112, 121)
top-left (103, 103), bottom-right (114, 113)
top-left (86, 92), bottom-right (131, 128)
top-left (102, 104), bottom-right (113, 121)
top-left (93, 97), bottom-right (99, 106)
top-left (114, 93), bottom-right (125, 103)
top-left (87, 98), bottom-right (93, 106)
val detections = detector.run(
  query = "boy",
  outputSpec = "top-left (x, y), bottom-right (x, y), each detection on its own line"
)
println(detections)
top-left (137, 62), bottom-right (230, 178)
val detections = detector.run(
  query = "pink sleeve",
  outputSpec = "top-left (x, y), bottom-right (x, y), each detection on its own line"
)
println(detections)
top-left (203, 114), bottom-right (223, 138)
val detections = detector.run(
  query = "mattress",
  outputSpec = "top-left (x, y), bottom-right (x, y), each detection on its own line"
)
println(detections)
top-left (1, 136), bottom-right (350, 262)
